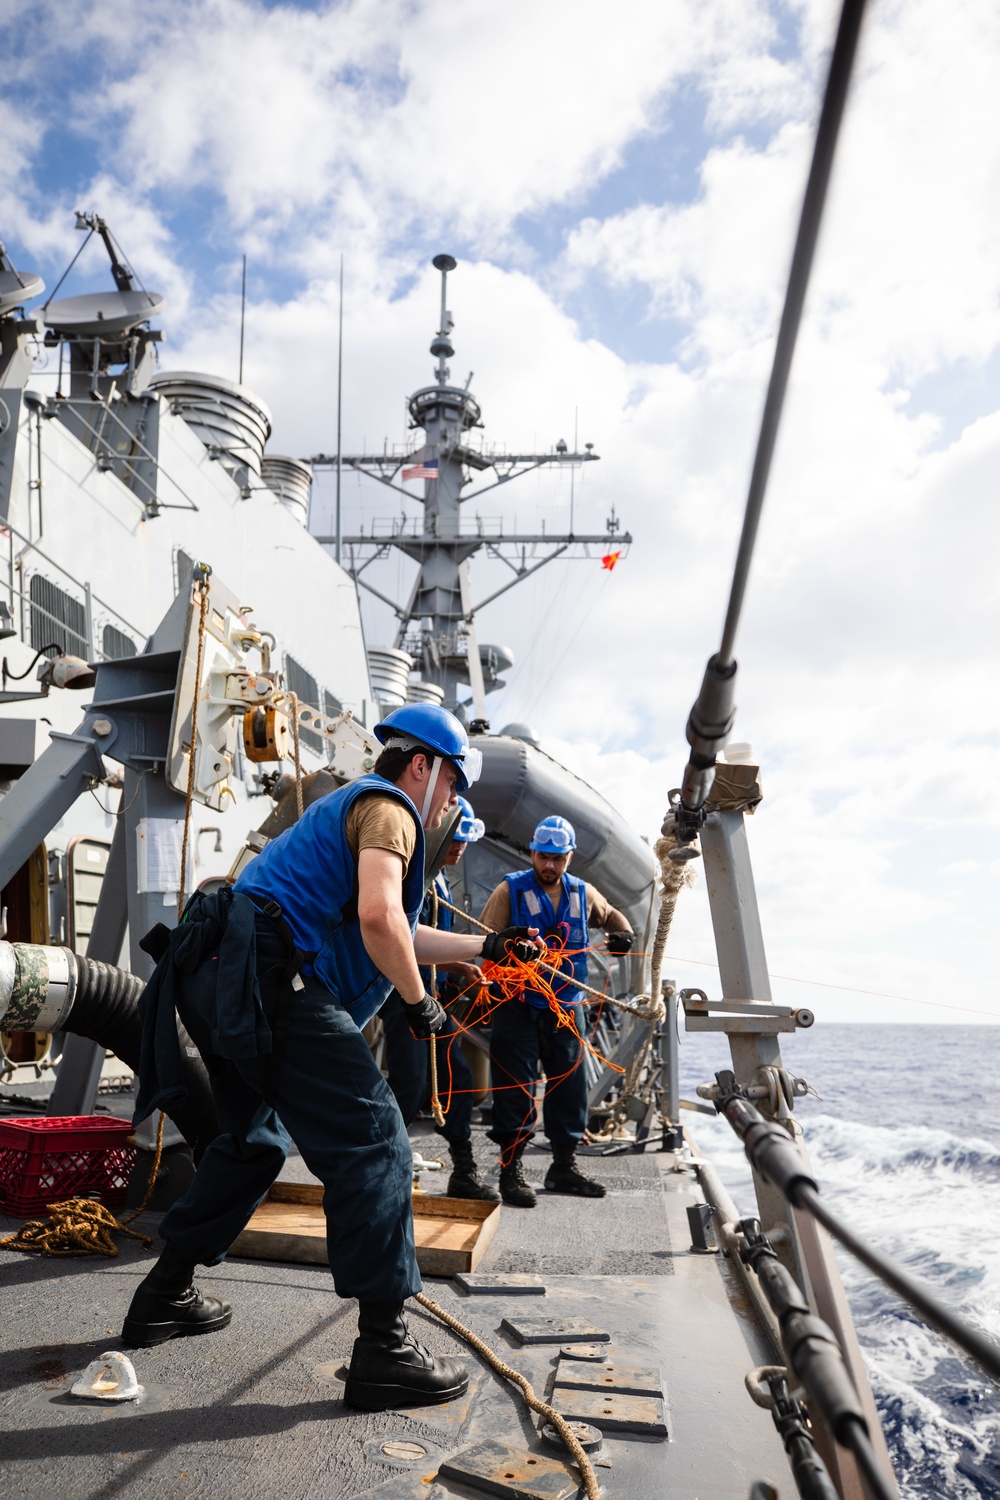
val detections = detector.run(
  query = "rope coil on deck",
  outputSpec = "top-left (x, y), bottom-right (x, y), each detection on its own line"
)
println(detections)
top-left (0, 1112), bottom-right (167, 1258)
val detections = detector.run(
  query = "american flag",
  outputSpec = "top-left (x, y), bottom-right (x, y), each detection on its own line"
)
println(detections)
top-left (402, 458), bottom-right (439, 482)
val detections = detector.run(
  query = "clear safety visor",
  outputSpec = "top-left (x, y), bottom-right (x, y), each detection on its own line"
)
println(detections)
top-left (458, 815), bottom-right (485, 842)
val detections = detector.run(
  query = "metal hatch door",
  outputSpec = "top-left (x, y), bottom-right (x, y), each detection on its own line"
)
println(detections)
top-left (66, 835), bottom-right (112, 956)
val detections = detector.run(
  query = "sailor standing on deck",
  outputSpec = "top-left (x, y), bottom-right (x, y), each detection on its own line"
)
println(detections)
top-left (383, 795), bottom-right (499, 1202)
top-left (480, 816), bottom-right (634, 1208)
top-left (122, 704), bottom-right (540, 1411)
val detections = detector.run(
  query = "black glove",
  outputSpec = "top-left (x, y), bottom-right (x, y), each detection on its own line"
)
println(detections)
top-left (606, 931), bottom-right (635, 956)
top-left (401, 991), bottom-right (447, 1039)
top-left (481, 926), bottom-right (538, 966)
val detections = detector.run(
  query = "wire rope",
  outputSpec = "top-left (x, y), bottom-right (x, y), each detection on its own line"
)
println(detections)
top-left (674, 0), bottom-right (868, 834)
top-left (718, 0), bottom-right (867, 667)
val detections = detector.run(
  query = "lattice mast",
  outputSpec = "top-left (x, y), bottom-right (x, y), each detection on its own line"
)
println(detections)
top-left (312, 255), bottom-right (630, 722)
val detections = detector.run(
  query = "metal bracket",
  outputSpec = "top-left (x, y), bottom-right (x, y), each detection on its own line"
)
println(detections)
top-left (681, 987), bottom-right (814, 1034)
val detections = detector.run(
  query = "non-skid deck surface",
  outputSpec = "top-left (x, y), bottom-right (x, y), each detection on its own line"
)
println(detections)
top-left (0, 1128), bottom-right (788, 1500)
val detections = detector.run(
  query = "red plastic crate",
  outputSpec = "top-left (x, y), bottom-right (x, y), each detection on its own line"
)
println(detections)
top-left (0, 1115), bottom-right (137, 1218)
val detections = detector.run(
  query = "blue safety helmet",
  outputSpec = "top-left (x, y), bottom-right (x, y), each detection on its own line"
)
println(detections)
top-left (374, 703), bottom-right (483, 794)
top-left (453, 795), bottom-right (485, 843)
top-left (530, 815), bottom-right (576, 854)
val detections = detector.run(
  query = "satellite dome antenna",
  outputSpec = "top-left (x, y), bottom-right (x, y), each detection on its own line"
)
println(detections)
top-left (431, 254), bottom-right (457, 385)
top-left (0, 240), bottom-right (44, 315)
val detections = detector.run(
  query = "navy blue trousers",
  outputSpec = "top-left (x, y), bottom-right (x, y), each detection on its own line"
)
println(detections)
top-left (382, 994), bottom-right (475, 1143)
top-left (487, 999), bottom-right (588, 1149)
top-left (160, 922), bottom-right (420, 1302)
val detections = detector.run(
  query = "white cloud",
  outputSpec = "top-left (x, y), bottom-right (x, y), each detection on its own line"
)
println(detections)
top-left (7, 0), bottom-right (818, 264)
top-left (3, 0), bottom-right (1000, 1021)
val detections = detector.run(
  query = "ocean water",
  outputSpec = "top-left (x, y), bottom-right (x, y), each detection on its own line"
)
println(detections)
top-left (676, 1024), bottom-right (1000, 1500)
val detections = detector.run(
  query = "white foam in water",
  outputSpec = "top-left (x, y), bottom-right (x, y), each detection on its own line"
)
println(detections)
top-left (679, 1027), bottom-right (1000, 1496)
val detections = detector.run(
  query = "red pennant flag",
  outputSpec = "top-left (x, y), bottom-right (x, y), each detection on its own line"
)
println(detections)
top-left (601, 551), bottom-right (621, 571)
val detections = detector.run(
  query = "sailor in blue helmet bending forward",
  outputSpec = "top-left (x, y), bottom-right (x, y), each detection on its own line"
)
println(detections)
top-left (480, 815), bottom-right (634, 1207)
top-left (122, 703), bottom-right (540, 1412)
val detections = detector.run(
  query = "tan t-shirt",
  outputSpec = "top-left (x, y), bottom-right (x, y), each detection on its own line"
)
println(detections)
top-left (480, 879), bottom-right (612, 932)
top-left (345, 793), bottom-right (418, 870)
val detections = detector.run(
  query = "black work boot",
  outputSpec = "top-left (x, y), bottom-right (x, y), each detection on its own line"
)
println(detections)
top-left (544, 1144), bottom-right (606, 1198)
top-left (498, 1144), bottom-right (537, 1208)
top-left (447, 1139), bottom-right (500, 1202)
top-left (344, 1300), bottom-right (469, 1410)
top-left (121, 1244), bottom-right (232, 1348)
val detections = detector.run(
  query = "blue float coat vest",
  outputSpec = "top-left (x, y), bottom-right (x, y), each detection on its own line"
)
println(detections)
top-left (504, 869), bottom-right (589, 1009)
top-left (235, 774), bottom-right (425, 1028)
top-left (419, 870), bottom-right (453, 992)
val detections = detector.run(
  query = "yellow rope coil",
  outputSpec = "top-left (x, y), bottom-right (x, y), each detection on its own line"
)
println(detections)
top-left (0, 1113), bottom-right (167, 1258)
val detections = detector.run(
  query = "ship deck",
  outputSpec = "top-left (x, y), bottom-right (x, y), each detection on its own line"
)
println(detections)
top-left (0, 1122), bottom-right (787, 1499)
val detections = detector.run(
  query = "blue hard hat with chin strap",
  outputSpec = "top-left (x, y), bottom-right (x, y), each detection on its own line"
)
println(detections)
top-left (453, 795), bottom-right (485, 843)
top-left (530, 815), bottom-right (576, 854)
top-left (374, 703), bottom-right (483, 794)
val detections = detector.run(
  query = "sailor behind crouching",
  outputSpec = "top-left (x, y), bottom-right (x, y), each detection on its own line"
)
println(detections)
top-left (123, 703), bottom-right (540, 1411)
top-left (481, 815), bottom-right (635, 1208)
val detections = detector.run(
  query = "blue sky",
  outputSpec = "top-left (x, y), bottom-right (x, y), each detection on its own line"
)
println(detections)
top-left (3, 0), bottom-right (1000, 1024)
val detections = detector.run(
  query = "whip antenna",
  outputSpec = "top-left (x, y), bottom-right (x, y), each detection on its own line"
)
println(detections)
top-left (674, 0), bottom-right (867, 841)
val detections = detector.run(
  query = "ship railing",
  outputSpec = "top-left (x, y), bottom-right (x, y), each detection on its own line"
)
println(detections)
top-left (704, 1073), bottom-right (1000, 1499)
top-left (707, 1072), bottom-right (1000, 1384)
top-left (0, 517), bottom-right (145, 664)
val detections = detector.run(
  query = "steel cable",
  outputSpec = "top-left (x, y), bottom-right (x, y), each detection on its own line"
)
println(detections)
top-left (674, 0), bottom-right (868, 832)
top-left (718, 0), bottom-right (867, 665)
